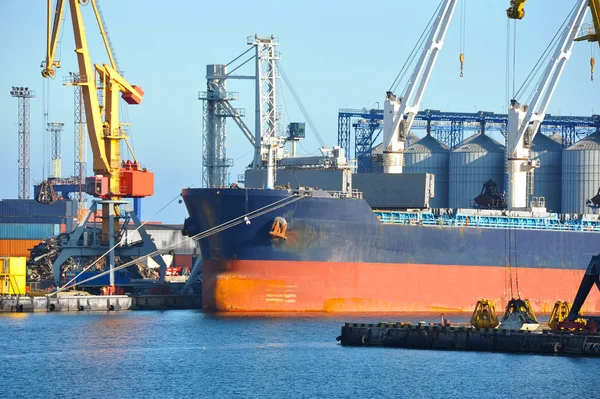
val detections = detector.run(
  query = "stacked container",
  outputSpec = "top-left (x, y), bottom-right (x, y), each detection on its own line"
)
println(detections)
top-left (449, 133), bottom-right (505, 209)
top-left (0, 199), bottom-right (78, 257)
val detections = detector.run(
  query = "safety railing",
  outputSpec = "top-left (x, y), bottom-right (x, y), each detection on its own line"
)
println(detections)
top-left (375, 210), bottom-right (600, 232)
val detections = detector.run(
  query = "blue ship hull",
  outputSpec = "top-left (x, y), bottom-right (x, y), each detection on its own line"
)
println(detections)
top-left (182, 188), bottom-right (600, 312)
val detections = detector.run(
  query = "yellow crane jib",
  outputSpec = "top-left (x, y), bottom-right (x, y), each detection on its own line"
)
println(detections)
top-left (507, 0), bottom-right (527, 20)
top-left (42, 0), bottom-right (152, 200)
top-left (470, 299), bottom-right (500, 328)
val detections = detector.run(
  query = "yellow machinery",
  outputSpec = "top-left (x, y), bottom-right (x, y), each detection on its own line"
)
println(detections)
top-left (548, 301), bottom-right (574, 329)
top-left (575, 0), bottom-right (600, 45)
top-left (0, 257), bottom-right (27, 296)
top-left (508, 1), bottom-right (600, 78)
top-left (506, 0), bottom-right (527, 20)
top-left (41, 0), bottom-right (168, 286)
top-left (470, 299), bottom-right (500, 328)
top-left (42, 0), bottom-right (153, 239)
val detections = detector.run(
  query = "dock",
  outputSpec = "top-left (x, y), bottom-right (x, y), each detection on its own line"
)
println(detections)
top-left (0, 294), bottom-right (202, 312)
top-left (336, 322), bottom-right (600, 357)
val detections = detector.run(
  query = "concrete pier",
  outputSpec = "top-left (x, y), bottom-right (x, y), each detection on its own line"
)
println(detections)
top-left (0, 294), bottom-right (202, 312)
top-left (337, 322), bottom-right (600, 357)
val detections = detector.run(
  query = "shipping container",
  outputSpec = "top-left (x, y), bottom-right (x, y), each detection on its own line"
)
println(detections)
top-left (1, 257), bottom-right (26, 275)
top-left (0, 240), bottom-right (39, 257)
top-left (0, 216), bottom-right (68, 224)
top-left (65, 270), bottom-right (131, 287)
top-left (0, 199), bottom-right (78, 218)
top-left (0, 257), bottom-right (27, 295)
top-left (124, 225), bottom-right (197, 254)
top-left (172, 254), bottom-right (193, 269)
top-left (0, 276), bottom-right (26, 295)
top-left (0, 224), bottom-right (60, 240)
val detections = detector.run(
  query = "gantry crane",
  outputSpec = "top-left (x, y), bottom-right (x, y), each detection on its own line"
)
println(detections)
top-left (42, 0), bottom-right (168, 287)
top-left (506, 0), bottom-right (589, 210)
top-left (382, 0), bottom-right (458, 174)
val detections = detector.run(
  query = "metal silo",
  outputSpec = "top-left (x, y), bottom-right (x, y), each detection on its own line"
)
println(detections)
top-left (369, 133), bottom-right (422, 174)
top-left (449, 133), bottom-right (505, 209)
top-left (549, 132), bottom-right (563, 145)
top-left (530, 133), bottom-right (562, 212)
top-left (562, 131), bottom-right (600, 214)
top-left (405, 134), bottom-right (450, 208)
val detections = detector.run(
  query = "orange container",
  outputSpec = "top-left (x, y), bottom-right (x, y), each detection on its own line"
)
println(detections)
top-left (122, 85), bottom-right (144, 105)
top-left (0, 239), bottom-right (41, 257)
top-left (120, 161), bottom-right (154, 197)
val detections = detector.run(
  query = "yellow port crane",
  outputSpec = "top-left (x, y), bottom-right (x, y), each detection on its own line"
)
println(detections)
top-left (41, 0), bottom-right (167, 287)
top-left (42, 0), bottom-right (153, 207)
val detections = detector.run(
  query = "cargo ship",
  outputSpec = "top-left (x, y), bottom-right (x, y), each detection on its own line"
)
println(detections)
top-left (182, 181), bottom-right (600, 313)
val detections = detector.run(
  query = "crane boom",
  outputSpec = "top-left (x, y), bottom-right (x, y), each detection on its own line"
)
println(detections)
top-left (43, 0), bottom-right (65, 78)
top-left (506, 0), bottom-right (589, 210)
top-left (382, 0), bottom-right (458, 174)
top-left (42, 0), bottom-right (149, 200)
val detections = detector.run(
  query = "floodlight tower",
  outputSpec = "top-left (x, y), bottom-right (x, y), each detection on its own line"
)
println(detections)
top-left (71, 72), bottom-right (88, 202)
top-left (47, 122), bottom-right (64, 178)
top-left (10, 86), bottom-right (36, 199)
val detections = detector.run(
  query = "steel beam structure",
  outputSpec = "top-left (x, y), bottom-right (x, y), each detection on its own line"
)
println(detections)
top-left (10, 86), bottom-right (35, 200)
top-left (354, 121), bottom-right (382, 173)
top-left (198, 65), bottom-right (235, 188)
top-left (339, 108), bottom-right (600, 166)
top-left (71, 72), bottom-right (88, 203)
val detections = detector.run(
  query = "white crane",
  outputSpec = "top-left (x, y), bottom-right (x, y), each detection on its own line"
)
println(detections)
top-left (383, 0), bottom-right (458, 174)
top-left (506, 0), bottom-right (589, 210)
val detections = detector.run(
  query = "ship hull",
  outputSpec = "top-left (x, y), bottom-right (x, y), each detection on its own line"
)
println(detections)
top-left (182, 188), bottom-right (600, 313)
top-left (203, 260), bottom-right (600, 313)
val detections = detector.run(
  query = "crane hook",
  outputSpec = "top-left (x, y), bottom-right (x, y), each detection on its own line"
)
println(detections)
top-left (591, 57), bottom-right (595, 81)
top-left (459, 53), bottom-right (465, 78)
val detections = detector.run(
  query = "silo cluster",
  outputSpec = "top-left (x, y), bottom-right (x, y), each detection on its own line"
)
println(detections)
top-left (367, 127), bottom-right (600, 214)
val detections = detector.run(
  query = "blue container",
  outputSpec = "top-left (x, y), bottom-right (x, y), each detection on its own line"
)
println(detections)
top-left (0, 216), bottom-right (67, 224)
top-left (0, 223), bottom-right (60, 239)
top-left (0, 199), bottom-right (78, 218)
top-left (66, 270), bottom-right (131, 286)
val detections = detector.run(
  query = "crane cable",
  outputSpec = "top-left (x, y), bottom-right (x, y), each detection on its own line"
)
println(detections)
top-left (591, 43), bottom-right (596, 81)
top-left (389, 0), bottom-right (442, 93)
top-left (276, 61), bottom-right (326, 148)
top-left (459, 0), bottom-right (467, 77)
top-left (513, 1), bottom-right (579, 103)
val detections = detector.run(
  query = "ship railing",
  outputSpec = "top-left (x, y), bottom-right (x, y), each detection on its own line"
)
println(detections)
top-left (374, 210), bottom-right (600, 232)
top-left (326, 190), bottom-right (363, 199)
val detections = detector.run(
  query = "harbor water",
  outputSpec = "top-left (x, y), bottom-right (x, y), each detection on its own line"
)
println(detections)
top-left (0, 311), bottom-right (597, 398)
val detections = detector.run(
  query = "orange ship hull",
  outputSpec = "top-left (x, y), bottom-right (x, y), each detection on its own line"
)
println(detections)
top-left (203, 260), bottom-right (600, 313)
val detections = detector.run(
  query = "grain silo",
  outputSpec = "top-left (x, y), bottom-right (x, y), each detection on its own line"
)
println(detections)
top-left (369, 133), bottom-right (422, 174)
top-left (449, 133), bottom-right (505, 209)
top-left (530, 133), bottom-right (562, 212)
top-left (549, 132), bottom-right (563, 145)
top-left (405, 134), bottom-right (450, 208)
top-left (561, 131), bottom-right (600, 214)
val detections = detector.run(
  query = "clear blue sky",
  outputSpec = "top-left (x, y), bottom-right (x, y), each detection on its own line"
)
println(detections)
top-left (0, 0), bottom-right (598, 223)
